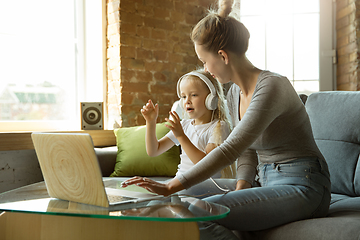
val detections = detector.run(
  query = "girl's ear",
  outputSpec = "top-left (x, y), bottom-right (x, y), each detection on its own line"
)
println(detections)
top-left (218, 50), bottom-right (229, 65)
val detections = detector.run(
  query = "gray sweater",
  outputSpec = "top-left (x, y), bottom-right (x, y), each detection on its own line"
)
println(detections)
top-left (177, 71), bottom-right (324, 188)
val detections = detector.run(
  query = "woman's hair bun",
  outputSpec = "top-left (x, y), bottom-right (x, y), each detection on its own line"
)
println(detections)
top-left (218, 0), bottom-right (234, 17)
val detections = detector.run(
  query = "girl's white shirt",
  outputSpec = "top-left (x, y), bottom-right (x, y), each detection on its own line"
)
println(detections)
top-left (165, 119), bottom-right (230, 178)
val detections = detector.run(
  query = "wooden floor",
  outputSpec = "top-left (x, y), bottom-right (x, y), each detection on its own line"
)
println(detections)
top-left (0, 211), bottom-right (199, 240)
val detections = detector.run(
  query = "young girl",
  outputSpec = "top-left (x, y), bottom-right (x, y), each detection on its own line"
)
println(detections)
top-left (141, 69), bottom-right (235, 182)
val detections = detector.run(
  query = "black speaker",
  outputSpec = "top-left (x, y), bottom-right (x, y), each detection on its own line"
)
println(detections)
top-left (81, 102), bottom-right (104, 130)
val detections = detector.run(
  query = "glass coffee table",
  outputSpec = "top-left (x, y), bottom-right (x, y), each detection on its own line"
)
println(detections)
top-left (0, 179), bottom-right (229, 240)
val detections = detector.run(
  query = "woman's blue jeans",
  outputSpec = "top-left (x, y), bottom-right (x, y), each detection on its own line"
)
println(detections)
top-left (184, 157), bottom-right (331, 239)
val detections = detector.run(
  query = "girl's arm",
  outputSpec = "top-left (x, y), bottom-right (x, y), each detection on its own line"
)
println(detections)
top-left (141, 99), bottom-right (174, 156)
top-left (166, 111), bottom-right (215, 164)
top-left (177, 135), bottom-right (213, 164)
top-left (146, 134), bottom-right (175, 157)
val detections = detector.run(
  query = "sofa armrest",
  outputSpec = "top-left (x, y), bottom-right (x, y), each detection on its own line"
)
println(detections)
top-left (94, 146), bottom-right (117, 177)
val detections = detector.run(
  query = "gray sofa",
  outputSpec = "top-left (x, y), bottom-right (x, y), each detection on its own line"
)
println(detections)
top-left (95, 91), bottom-right (360, 240)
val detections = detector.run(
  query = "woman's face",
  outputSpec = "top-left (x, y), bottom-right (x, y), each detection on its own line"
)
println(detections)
top-left (194, 43), bottom-right (230, 84)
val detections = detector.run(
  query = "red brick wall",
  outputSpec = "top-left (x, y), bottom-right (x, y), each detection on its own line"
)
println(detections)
top-left (106, 0), bottom-right (359, 128)
top-left (336, 0), bottom-right (360, 90)
top-left (106, 0), bottom-right (213, 128)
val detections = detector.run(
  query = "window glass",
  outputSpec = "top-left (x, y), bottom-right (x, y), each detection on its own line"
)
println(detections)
top-left (240, 0), bottom-right (320, 94)
top-left (294, 14), bottom-right (319, 82)
top-left (0, 0), bottom-right (77, 122)
top-left (241, 16), bottom-right (266, 70)
top-left (0, 0), bottom-right (104, 131)
top-left (266, 15), bottom-right (293, 79)
top-left (293, 0), bottom-right (319, 13)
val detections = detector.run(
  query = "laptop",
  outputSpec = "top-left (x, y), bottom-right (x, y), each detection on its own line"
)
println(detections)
top-left (31, 132), bottom-right (165, 208)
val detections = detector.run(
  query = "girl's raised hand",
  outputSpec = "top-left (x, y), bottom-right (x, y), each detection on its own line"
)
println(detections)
top-left (165, 111), bottom-right (185, 138)
top-left (141, 99), bottom-right (159, 123)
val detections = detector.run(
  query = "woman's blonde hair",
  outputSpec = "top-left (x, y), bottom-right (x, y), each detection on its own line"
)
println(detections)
top-left (189, 68), bottom-right (236, 178)
top-left (190, 0), bottom-right (250, 56)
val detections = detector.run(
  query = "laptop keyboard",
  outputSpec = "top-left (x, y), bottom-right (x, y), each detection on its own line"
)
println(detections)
top-left (107, 195), bottom-right (136, 204)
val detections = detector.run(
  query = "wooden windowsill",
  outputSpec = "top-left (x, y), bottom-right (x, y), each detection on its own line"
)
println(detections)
top-left (0, 130), bottom-right (116, 151)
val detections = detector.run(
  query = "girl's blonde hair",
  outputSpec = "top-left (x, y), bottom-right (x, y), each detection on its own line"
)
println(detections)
top-left (189, 68), bottom-right (236, 178)
top-left (190, 0), bottom-right (250, 56)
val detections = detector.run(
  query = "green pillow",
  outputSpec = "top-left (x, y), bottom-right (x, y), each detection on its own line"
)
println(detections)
top-left (110, 123), bottom-right (180, 177)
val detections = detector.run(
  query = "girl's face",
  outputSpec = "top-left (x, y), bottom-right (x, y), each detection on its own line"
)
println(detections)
top-left (179, 77), bottom-right (213, 124)
top-left (194, 43), bottom-right (230, 84)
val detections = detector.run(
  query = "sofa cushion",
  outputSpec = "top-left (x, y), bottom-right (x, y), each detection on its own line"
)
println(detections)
top-left (110, 123), bottom-right (181, 177)
top-left (305, 91), bottom-right (360, 196)
top-left (250, 211), bottom-right (360, 240)
top-left (94, 146), bottom-right (117, 177)
top-left (316, 141), bottom-right (360, 196)
top-left (329, 193), bottom-right (360, 215)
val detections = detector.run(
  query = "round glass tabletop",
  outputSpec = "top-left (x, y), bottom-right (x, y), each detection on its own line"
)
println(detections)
top-left (0, 181), bottom-right (229, 222)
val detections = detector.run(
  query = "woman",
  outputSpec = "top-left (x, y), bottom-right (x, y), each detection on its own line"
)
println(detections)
top-left (122, 0), bottom-right (331, 238)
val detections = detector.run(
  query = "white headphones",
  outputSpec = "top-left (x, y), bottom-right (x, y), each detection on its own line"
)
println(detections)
top-left (177, 71), bottom-right (218, 110)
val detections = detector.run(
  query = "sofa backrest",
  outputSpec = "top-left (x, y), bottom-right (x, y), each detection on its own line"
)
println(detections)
top-left (305, 91), bottom-right (360, 197)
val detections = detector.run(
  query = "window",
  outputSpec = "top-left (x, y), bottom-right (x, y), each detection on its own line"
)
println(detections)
top-left (0, 0), bottom-right (105, 131)
top-left (240, 0), bottom-right (335, 94)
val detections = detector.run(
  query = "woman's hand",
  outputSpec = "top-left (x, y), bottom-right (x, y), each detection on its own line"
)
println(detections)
top-left (141, 99), bottom-right (159, 123)
top-left (235, 179), bottom-right (252, 191)
top-left (121, 176), bottom-right (184, 196)
top-left (165, 111), bottom-right (185, 139)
